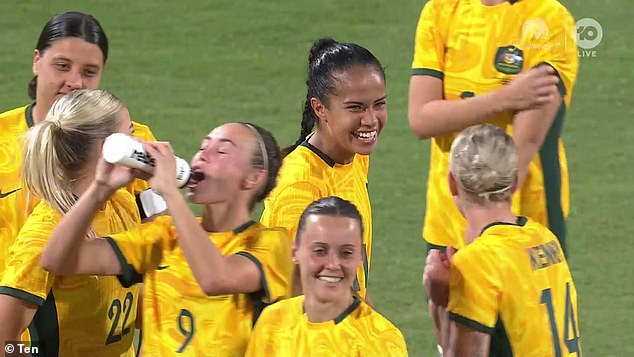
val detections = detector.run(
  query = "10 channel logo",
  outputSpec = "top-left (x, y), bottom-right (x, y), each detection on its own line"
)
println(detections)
top-left (576, 18), bottom-right (603, 58)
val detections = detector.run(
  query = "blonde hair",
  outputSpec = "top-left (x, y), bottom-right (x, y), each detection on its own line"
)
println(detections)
top-left (449, 124), bottom-right (518, 204)
top-left (22, 89), bottom-right (123, 214)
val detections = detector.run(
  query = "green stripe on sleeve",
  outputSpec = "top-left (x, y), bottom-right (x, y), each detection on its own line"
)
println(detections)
top-left (0, 286), bottom-right (45, 306)
top-left (104, 237), bottom-right (144, 288)
top-left (448, 312), bottom-right (495, 334)
top-left (236, 251), bottom-right (271, 301)
top-left (412, 68), bottom-right (444, 79)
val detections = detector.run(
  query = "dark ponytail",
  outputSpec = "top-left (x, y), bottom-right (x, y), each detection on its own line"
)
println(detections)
top-left (281, 37), bottom-right (385, 157)
top-left (28, 11), bottom-right (108, 100)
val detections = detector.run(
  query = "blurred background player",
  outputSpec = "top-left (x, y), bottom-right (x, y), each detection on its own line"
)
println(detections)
top-left (247, 196), bottom-right (407, 357)
top-left (0, 11), bottom-right (156, 280)
top-left (40, 122), bottom-right (293, 356)
top-left (0, 89), bottom-right (141, 356)
top-left (408, 0), bottom-right (578, 349)
top-left (424, 124), bottom-right (581, 356)
top-left (260, 38), bottom-right (387, 302)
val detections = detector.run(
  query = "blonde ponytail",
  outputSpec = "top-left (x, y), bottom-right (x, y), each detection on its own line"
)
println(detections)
top-left (22, 89), bottom-right (123, 214)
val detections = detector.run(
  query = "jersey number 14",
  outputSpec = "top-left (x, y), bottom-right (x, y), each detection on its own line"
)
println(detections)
top-left (540, 282), bottom-right (581, 357)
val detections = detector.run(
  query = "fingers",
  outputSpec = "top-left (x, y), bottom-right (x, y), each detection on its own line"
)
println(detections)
top-left (446, 246), bottom-right (456, 262)
top-left (131, 168), bottom-right (152, 181)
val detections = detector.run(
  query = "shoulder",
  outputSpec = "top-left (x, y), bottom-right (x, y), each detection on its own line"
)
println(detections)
top-left (522, 0), bottom-right (575, 23)
top-left (0, 105), bottom-right (28, 131)
top-left (278, 146), bottom-right (328, 182)
top-left (420, 0), bottom-right (462, 16)
top-left (259, 296), bottom-right (302, 321)
top-left (0, 105), bottom-right (28, 120)
top-left (243, 224), bottom-right (292, 249)
top-left (356, 302), bottom-right (402, 332)
top-left (268, 149), bottom-right (324, 200)
top-left (24, 200), bottom-right (60, 226)
top-left (131, 120), bottom-right (157, 141)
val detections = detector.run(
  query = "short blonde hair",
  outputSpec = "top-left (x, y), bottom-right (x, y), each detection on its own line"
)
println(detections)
top-left (22, 89), bottom-right (123, 214)
top-left (449, 124), bottom-right (518, 204)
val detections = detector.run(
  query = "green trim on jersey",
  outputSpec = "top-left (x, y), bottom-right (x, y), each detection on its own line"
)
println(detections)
top-left (233, 220), bottom-right (256, 234)
top-left (0, 286), bottom-right (45, 306)
top-left (105, 237), bottom-right (144, 288)
top-left (490, 317), bottom-right (514, 357)
top-left (539, 103), bottom-right (567, 254)
top-left (301, 141), bottom-right (336, 168)
top-left (412, 68), bottom-right (444, 79)
top-left (480, 216), bottom-right (528, 236)
top-left (29, 291), bottom-right (60, 357)
top-left (25, 103), bottom-right (35, 128)
top-left (448, 312), bottom-right (495, 334)
top-left (235, 251), bottom-right (271, 302)
top-left (334, 296), bottom-right (361, 324)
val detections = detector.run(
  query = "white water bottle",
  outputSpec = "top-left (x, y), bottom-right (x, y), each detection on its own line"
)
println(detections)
top-left (103, 133), bottom-right (192, 188)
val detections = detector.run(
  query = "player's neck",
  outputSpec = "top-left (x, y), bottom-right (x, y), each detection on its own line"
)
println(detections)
top-left (201, 201), bottom-right (251, 233)
top-left (308, 132), bottom-right (355, 165)
top-left (480, 0), bottom-right (508, 5)
top-left (31, 102), bottom-right (50, 125)
top-left (462, 201), bottom-right (516, 244)
top-left (303, 293), bottom-right (355, 323)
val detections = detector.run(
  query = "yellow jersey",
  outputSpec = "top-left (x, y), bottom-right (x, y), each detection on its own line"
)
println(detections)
top-left (412, 0), bottom-right (578, 251)
top-left (106, 217), bottom-right (293, 357)
top-left (261, 141), bottom-right (372, 299)
top-left (0, 189), bottom-right (141, 357)
top-left (246, 295), bottom-right (408, 357)
top-left (0, 103), bottom-right (156, 280)
top-left (448, 217), bottom-right (581, 356)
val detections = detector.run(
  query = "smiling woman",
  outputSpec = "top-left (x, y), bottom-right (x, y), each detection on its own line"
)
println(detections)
top-left (247, 196), bottom-right (407, 357)
top-left (0, 10), bottom-right (157, 283)
top-left (260, 37), bottom-right (387, 302)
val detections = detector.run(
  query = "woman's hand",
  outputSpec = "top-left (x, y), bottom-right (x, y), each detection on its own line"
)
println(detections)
top-left (500, 65), bottom-right (560, 112)
top-left (143, 142), bottom-right (179, 197)
top-left (94, 153), bottom-right (137, 194)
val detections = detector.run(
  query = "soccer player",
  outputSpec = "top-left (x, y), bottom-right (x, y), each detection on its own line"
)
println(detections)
top-left (0, 90), bottom-right (141, 356)
top-left (260, 38), bottom-right (387, 301)
top-left (0, 11), bottom-right (156, 280)
top-left (39, 123), bottom-right (293, 356)
top-left (425, 124), bottom-right (581, 356)
top-left (408, 0), bottom-right (579, 349)
top-left (247, 196), bottom-right (407, 356)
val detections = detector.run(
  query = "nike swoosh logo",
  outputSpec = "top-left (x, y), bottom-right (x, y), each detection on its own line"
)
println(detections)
top-left (0, 188), bottom-right (21, 199)
top-left (156, 265), bottom-right (169, 270)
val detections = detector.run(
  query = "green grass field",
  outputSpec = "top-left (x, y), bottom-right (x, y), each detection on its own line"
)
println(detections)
top-left (1, 1), bottom-right (632, 355)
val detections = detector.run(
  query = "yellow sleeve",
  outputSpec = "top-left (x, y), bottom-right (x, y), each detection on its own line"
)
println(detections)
top-left (237, 228), bottom-right (293, 303)
top-left (447, 246), bottom-right (500, 333)
top-left (128, 121), bottom-right (158, 194)
top-left (105, 215), bottom-right (176, 287)
top-left (412, 0), bottom-right (445, 77)
top-left (0, 204), bottom-right (59, 306)
top-left (245, 304), bottom-right (281, 357)
top-left (261, 181), bottom-right (321, 240)
top-left (372, 328), bottom-right (409, 357)
top-left (527, 7), bottom-right (579, 105)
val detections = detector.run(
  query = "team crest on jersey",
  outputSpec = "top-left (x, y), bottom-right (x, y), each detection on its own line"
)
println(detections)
top-left (494, 46), bottom-right (524, 75)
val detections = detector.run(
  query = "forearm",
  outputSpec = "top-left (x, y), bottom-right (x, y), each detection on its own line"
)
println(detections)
top-left (161, 190), bottom-right (225, 295)
top-left (0, 296), bottom-right (36, 347)
top-left (446, 322), bottom-right (491, 357)
top-left (513, 97), bottom-right (562, 187)
top-left (40, 183), bottom-right (111, 273)
top-left (409, 90), bottom-right (507, 140)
